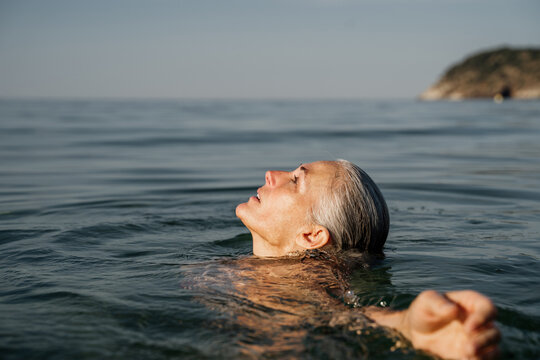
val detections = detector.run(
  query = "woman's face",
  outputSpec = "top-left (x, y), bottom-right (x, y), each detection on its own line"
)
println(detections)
top-left (236, 161), bottom-right (338, 257)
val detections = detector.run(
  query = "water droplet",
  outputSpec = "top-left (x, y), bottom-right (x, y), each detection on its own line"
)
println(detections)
top-left (344, 290), bottom-right (358, 305)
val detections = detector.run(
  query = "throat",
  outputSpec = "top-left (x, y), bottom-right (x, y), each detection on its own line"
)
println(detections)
top-left (251, 232), bottom-right (301, 258)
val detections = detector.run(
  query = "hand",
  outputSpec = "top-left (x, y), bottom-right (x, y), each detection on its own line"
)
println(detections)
top-left (403, 290), bottom-right (500, 359)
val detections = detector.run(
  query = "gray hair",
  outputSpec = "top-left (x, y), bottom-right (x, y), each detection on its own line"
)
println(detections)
top-left (309, 160), bottom-right (389, 253)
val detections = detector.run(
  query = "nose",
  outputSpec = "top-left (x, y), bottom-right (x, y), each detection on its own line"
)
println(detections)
top-left (265, 170), bottom-right (286, 187)
top-left (265, 171), bottom-right (275, 187)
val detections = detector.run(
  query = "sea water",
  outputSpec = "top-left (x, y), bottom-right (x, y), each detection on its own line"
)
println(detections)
top-left (1, 99), bottom-right (539, 359)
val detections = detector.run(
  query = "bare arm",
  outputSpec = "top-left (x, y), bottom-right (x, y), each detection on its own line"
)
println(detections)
top-left (364, 290), bottom-right (500, 360)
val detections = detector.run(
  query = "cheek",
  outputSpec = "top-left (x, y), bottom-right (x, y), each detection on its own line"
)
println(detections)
top-left (266, 199), bottom-right (311, 234)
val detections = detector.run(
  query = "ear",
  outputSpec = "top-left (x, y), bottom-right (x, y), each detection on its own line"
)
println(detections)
top-left (295, 225), bottom-right (331, 250)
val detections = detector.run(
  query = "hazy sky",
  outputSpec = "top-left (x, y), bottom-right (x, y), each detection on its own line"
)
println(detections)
top-left (1, 0), bottom-right (539, 99)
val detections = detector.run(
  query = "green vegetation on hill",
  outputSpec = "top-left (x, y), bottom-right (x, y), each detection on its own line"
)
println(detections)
top-left (420, 47), bottom-right (540, 100)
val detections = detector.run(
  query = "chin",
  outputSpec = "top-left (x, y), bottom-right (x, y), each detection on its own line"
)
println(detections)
top-left (235, 203), bottom-right (253, 228)
top-left (235, 202), bottom-right (247, 219)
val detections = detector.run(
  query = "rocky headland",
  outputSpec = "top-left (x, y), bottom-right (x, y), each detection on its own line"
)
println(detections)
top-left (419, 47), bottom-right (540, 101)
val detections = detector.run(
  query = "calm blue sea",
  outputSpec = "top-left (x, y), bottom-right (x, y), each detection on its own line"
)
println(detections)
top-left (1, 99), bottom-right (539, 359)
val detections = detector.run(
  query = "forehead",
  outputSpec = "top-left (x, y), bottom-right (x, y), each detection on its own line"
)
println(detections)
top-left (302, 161), bottom-right (339, 190)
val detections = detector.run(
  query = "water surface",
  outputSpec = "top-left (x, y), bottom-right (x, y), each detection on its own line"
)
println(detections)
top-left (1, 99), bottom-right (539, 359)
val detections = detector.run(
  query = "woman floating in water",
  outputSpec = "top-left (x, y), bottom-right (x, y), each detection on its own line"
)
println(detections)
top-left (235, 160), bottom-right (500, 359)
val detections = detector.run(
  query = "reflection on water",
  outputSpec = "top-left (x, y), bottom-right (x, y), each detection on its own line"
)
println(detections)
top-left (180, 253), bottom-right (422, 359)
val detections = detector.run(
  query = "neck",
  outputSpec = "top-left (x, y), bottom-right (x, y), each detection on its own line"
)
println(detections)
top-left (251, 232), bottom-right (302, 257)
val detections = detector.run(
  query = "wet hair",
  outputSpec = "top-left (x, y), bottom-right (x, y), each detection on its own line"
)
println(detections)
top-left (309, 160), bottom-right (389, 253)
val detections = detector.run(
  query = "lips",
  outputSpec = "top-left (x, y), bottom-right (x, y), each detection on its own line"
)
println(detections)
top-left (250, 188), bottom-right (262, 203)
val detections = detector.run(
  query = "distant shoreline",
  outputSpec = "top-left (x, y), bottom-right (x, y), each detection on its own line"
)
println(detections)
top-left (420, 47), bottom-right (540, 101)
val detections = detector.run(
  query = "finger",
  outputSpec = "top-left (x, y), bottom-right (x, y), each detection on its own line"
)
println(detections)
top-left (445, 291), bottom-right (497, 331)
top-left (469, 327), bottom-right (501, 356)
top-left (465, 308), bottom-right (497, 333)
top-left (417, 290), bottom-right (459, 325)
